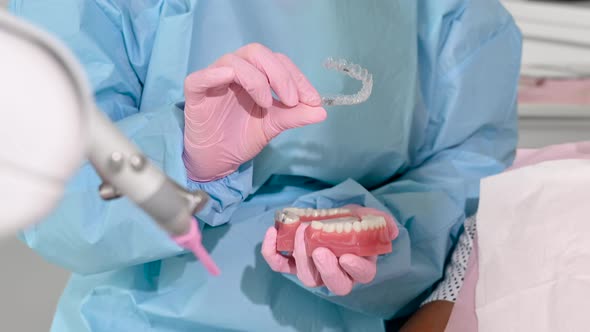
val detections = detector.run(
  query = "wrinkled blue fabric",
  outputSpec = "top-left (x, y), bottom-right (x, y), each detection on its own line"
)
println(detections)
top-left (10, 0), bottom-right (521, 331)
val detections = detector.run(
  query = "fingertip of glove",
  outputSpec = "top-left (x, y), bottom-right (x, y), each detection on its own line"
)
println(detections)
top-left (301, 91), bottom-right (322, 106)
top-left (315, 107), bottom-right (328, 122)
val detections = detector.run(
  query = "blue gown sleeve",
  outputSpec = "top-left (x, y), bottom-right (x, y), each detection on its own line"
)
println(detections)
top-left (10, 0), bottom-right (252, 274)
top-left (285, 0), bottom-right (521, 318)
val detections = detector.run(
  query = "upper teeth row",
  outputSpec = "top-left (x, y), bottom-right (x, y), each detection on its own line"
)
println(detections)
top-left (277, 208), bottom-right (351, 224)
top-left (284, 207), bottom-right (350, 218)
top-left (310, 216), bottom-right (386, 233)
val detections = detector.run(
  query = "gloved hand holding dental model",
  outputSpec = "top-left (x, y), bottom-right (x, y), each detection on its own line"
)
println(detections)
top-left (263, 205), bottom-right (398, 295)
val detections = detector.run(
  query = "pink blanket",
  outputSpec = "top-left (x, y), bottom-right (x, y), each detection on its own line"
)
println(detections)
top-left (519, 79), bottom-right (590, 105)
top-left (444, 141), bottom-right (590, 332)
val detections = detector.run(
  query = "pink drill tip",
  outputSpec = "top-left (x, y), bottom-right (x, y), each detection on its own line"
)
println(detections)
top-left (172, 218), bottom-right (220, 276)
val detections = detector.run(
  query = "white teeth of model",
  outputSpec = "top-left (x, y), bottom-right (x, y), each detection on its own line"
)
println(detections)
top-left (373, 219), bottom-right (381, 229)
top-left (276, 210), bottom-right (299, 224)
top-left (311, 221), bottom-right (323, 230)
top-left (284, 208), bottom-right (305, 216)
top-left (375, 216), bottom-right (386, 228)
top-left (323, 223), bottom-right (336, 233)
top-left (361, 220), bottom-right (369, 231)
top-left (305, 208), bottom-right (314, 217)
top-left (335, 223), bottom-right (344, 233)
top-left (361, 217), bottom-right (371, 229)
top-left (283, 214), bottom-right (299, 224)
top-left (312, 210), bottom-right (320, 217)
top-left (353, 221), bottom-right (362, 232)
top-left (361, 216), bottom-right (384, 229)
top-left (328, 209), bottom-right (338, 216)
top-left (343, 222), bottom-right (352, 233)
top-left (320, 209), bottom-right (328, 217)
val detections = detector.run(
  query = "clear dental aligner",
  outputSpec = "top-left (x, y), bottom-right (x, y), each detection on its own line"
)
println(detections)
top-left (321, 57), bottom-right (374, 106)
top-left (274, 206), bottom-right (393, 257)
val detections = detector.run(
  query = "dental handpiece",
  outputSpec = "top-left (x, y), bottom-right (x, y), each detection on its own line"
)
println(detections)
top-left (1, 7), bottom-right (219, 276)
top-left (321, 57), bottom-right (373, 107)
top-left (87, 106), bottom-right (220, 275)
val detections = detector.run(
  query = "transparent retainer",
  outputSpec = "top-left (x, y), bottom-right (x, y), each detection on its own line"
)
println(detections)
top-left (321, 57), bottom-right (373, 107)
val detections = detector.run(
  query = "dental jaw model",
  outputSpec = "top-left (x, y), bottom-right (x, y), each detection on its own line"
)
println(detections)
top-left (275, 205), bottom-right (398, 257)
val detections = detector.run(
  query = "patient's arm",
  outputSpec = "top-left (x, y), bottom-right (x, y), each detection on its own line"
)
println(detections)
top-left (400, 301), bottom-right (454, 332)
top-left (401, 216), bottom-right (477, 331)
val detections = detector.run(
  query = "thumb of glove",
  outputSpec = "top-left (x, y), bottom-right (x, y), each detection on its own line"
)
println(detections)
top-left (263, 101), bottom-right (327, 139)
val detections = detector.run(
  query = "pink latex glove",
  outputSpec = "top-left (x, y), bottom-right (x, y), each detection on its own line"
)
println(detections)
top-left (183, 43), bottom-right (327, 181)
top-left (261, 205), bottom-right (398, 296)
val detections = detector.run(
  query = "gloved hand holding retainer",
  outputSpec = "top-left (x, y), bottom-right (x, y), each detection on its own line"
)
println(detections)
top-left (182, 43), bottom-right (328, 182)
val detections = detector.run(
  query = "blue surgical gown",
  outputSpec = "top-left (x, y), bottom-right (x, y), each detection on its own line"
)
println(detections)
top-left (10, 0), bottom-right (521, 331)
